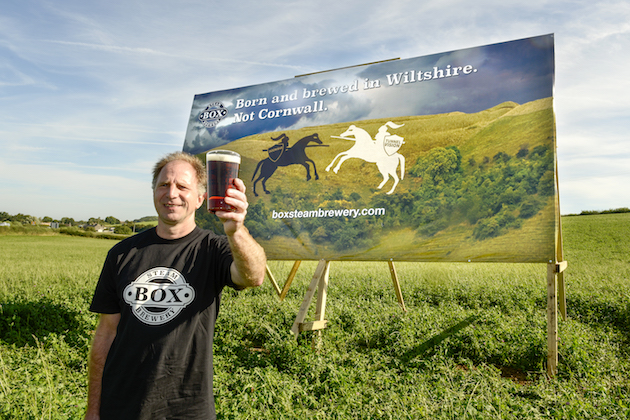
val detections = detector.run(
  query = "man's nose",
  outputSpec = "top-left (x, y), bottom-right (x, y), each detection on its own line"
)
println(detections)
top-left (167, 184), bottom-right (179, 198)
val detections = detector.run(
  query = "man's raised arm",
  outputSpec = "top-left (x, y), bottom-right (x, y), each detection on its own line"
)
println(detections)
top-left (215, 178), bottom-right (266, 289)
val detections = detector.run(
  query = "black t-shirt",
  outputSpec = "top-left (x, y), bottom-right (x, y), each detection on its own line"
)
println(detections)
top-left (89, 227), bottom-right (236, 420)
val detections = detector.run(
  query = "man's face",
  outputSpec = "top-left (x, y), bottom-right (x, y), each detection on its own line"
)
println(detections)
top-left (153, 160), bottom-right (204, 228)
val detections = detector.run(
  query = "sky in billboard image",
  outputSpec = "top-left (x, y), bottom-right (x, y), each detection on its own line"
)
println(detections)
top-left (0, 1), bottom-right (628, 220)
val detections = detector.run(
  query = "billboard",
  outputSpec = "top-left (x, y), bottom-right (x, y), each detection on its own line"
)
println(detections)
top-left (184, 34), bottom-right (557, 263)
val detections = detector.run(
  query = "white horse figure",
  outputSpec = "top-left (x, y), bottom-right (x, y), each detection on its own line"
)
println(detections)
top-left (326, 122), bottom-right (405, 194)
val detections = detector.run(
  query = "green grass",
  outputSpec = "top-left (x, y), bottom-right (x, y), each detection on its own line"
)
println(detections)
top-left (1, 214), bottom-right (630, 418)
top-left (0, 236), bottom-right (113, 419)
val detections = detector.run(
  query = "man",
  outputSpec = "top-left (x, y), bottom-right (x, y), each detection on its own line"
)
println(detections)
top-left (85, 151), bottom-right (266, 419)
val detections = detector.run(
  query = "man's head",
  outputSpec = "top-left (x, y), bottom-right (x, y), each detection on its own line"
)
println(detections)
top-left (152, 152), bottom-right (207, 237)
top-left (152, 152), bottom-right (206, 195)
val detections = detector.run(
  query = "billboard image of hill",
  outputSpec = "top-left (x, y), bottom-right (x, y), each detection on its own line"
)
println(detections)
top-left (184, 34), bottom-right (557, 262)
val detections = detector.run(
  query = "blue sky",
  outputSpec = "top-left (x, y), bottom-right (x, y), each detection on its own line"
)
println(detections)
top-left (1, 0), bottom-right (628, 221)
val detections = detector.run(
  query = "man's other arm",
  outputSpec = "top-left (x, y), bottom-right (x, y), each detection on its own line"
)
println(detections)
top-left (85, 313), bottom-right (120, 420)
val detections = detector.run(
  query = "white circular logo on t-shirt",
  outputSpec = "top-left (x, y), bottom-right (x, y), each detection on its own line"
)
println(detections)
top-left (123, 267), bottom-right (195, 325)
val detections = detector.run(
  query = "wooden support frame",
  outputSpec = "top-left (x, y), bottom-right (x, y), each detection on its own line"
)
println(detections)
top-left (546, 149), bottom-right (567, 378)
top-left (271, 253), bottom-right (566, 378)
top-left (388, 260), bottom-right (407, 312)
top-left (265, 261), bottom-right (302, 300)
top-left (265, 264), bottom-right (281, 296)
top-left (288, 260), bottom-right (407, 343)
top-left (277, 256), bottom-right (568, 378)
top-left (280, 261), bottom-right (302, 301)
top-left (291, 260), bottom-right (330, 338)
top-left (269, 260), bottom-right (407, 309)
top-left (546, 260), bottom-right (567, 377)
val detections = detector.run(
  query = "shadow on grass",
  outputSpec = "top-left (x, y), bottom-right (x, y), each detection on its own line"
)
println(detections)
top-left (400, 314), bottom-right (479, 363)
top-left (0, 299), bottom-right (89, 347)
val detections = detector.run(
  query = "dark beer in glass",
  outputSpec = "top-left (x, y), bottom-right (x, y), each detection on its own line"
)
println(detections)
top-left (206, 150), bottom-right (241, 212)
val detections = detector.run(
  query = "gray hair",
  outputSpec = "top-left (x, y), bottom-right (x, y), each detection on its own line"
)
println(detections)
top-left (152, 152), bottom-right (206, 195)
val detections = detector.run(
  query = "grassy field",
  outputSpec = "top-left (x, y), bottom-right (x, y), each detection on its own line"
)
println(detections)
top-left (1, 214), bottom-right (629, 419)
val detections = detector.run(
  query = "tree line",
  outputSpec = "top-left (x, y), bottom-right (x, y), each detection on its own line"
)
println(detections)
top-left (0, 212), bottom-right (158, 236)
top-left (565, 208), bottom-right (630, 217)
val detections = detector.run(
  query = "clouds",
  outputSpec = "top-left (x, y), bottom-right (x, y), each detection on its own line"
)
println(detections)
top-left (0, 0), bottom-right (628, 219)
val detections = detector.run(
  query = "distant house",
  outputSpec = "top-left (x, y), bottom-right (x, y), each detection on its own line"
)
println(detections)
top-left (0, 222), bottom-right (10, 227)
top-left (78, 223), bottom-right (106, 232)
top-left (50, 222), bottom-right (59, 229)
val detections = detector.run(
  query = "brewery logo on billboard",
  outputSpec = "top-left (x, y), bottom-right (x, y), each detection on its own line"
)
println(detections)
top-left (123, 267), bottom-right (195, 326)
top-left (199, 102), bottom-right (228, 128)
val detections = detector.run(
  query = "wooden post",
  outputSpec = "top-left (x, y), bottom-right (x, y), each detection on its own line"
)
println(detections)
top-left (279, 261), bottom-right (302, 301)
top-left (265, 261), bottom-right (302, 300)
top-left (553, 137), bottom-right (567, 322)
top-left (388, 260), bottom-right (407, 312)
top-left (546, 262), bottom-right (558, 377)
top-left (555, 209), bottom-right (568, 321)
top-left (547, 260), bottom-right (568, 377)
top-left (558, 269), bottom-right (567, 321)
top-left (265, 264), bottom-right (281, 296)
top-left (312, 262), bottom-right (330, 348)
top-left (291, 260), bottom-right (330, 338)
top-left (547, 139), bottom-right (568, 377)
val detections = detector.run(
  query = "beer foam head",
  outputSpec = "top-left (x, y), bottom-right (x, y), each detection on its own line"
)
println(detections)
top-left (206, 150), bottom-right (241, 164)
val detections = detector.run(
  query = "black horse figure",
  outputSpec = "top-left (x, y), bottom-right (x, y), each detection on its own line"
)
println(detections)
top-left (252, 133), bottom-right (323, 196)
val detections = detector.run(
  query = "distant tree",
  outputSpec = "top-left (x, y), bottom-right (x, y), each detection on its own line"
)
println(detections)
top-left (519, 196), bottom-right (543, 219)
top-left (446, 145), bottom-right (462, 171)
top-left (349, 192), bottom-right (362, 202)
top-left (410, 147), bottom-right (460, 184)
top-left (42, 216), bottom-right (53, 223)
top-left (11, 213), bottom-right (37, 224)
top-left (61, 217), bottom-right (75, 226)
top-left (517, 146), bottom-right (529, 159)
top-left (105, 216), bottom-right (121, 225)
top-left (537, 171), bottom-right (555, 196)
top-left (324, 188), bottom-right (344, 201)
top-left (493, 151), bottom-right (510, 163)
top-left (530, 144), bottom-right (550, 157)
top-left (114, 225), bottom-right (132, 235)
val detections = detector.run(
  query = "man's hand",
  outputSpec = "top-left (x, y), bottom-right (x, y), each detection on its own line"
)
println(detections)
top-left (214, 178), bottom-right (248, 237)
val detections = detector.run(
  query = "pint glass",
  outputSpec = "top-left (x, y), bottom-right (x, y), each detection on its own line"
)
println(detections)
top-left (206, 150), bottom-right (241, 212)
